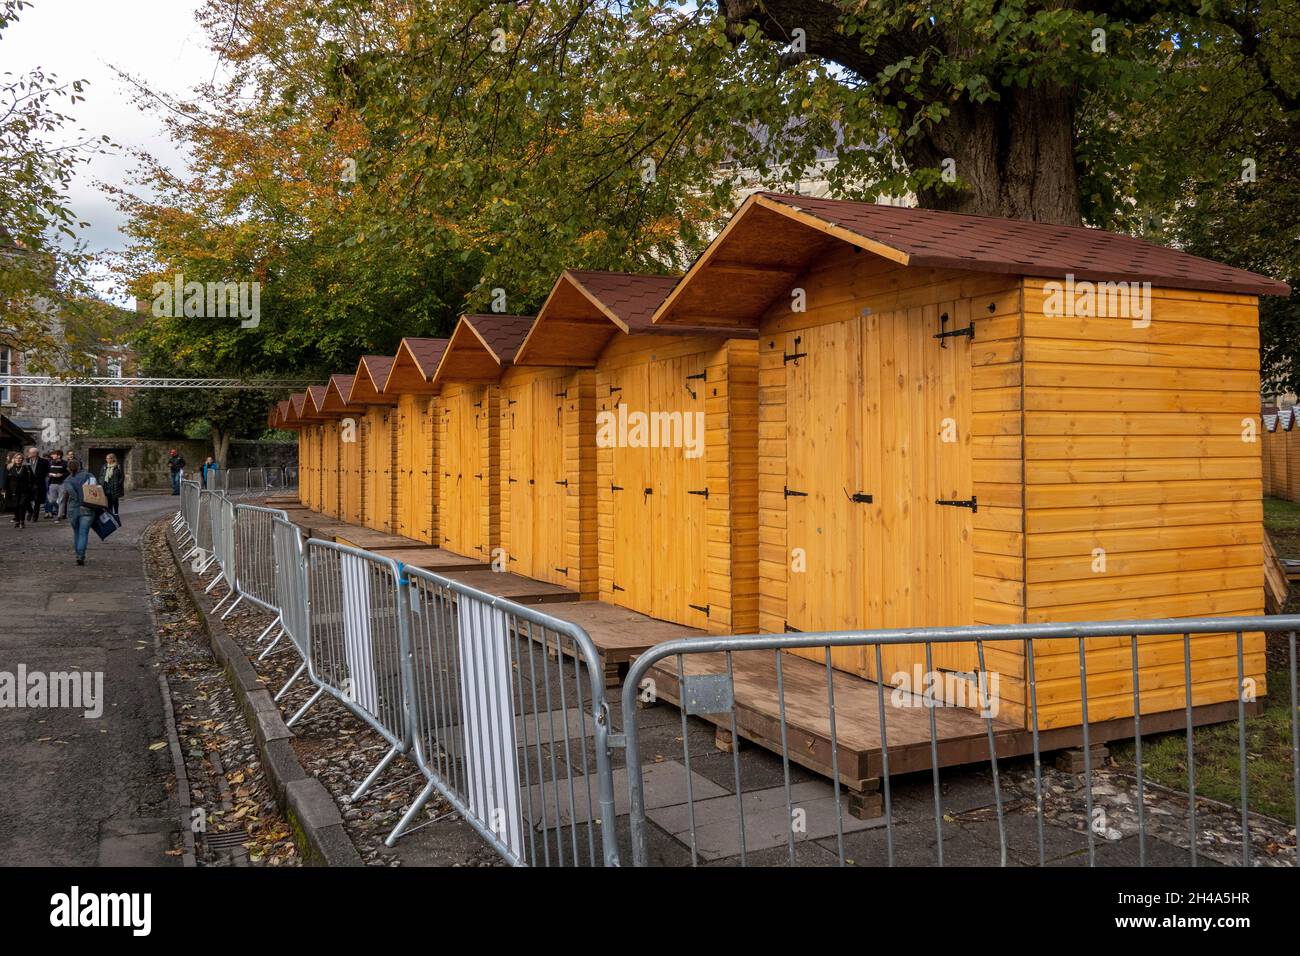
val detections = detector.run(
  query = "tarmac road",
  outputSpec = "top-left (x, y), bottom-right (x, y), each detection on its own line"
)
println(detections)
top-left (0, 492), bottom-right (182, 866)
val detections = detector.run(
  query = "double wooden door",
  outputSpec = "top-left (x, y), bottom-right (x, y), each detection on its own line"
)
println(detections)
top-left (606, 352), bottom-right (710, 629)
top-left (502, 370), bottom-right (568, 585)
top-left (781, 306), bottom-right (976, 682)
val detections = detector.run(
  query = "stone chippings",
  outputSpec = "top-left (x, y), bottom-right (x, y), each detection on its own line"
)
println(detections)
top-left (203, 573), bottom-right (502, 867)
top-left (143, 524), bottom-right (300, 866)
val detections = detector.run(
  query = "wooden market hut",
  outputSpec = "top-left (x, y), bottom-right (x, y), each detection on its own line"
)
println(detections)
top-left (426, 316), bottom-right (534, 561)
top-left (421, 311), bottom-right (596, 593)
top-left (303, 385), bottom-right (334, 517)
top-left (652, 190), bottom-right (1291, 730)
top-left (349, 355), bottom-right (399, 533)
top-left (514, 270), bottom-right (760, 634)
top-left (382, 338), bottom-right (450, 544)
top-left (321, 374), bottom-right (365, 524)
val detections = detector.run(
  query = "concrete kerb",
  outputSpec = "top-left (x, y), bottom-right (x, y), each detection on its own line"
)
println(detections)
top-left (164, 522), bottom-right (363, 867)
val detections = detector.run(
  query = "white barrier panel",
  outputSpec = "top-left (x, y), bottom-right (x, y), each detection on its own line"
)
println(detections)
top-left (456, 601), bottom-right (524, 860)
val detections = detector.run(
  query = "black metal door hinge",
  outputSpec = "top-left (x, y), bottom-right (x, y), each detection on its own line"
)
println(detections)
top-left (686, 371), bottom-right (706, 398)
top-left (688, 488), bottom-right (709, 499)
top-left (507, 398), bottom-right (517, 406)
top-left (784, 622), bottom-right (802, 633)
top-left (474, 473), bottom-right (483, 480)
top-left (608, 385), bottom-right (622, 395)
top-left (689, 603), bottom-right (710, 616)
top-left (934, 311), bottom-right (974, 348)
top-left (554, 567), bottom-right (568, 575)
top-left (610, 483), bottom-right (623, 492)
top-left (555, 388), bottom-right (568, 398)
top-left (783, 335), bottom-right (807, 365)
top-left (473, 400), bottom-right (483, 407)
top-left (784, 486), bottom-right (807, 498)
top-left (612, 583), bottom-right (625, 592)
top-left (556, 479), bottom-right (569, 487)
top-left (848, 491), bottom-right (873, 504)
top-left (935, 496), bottom-right (978, 512)
top-left (507, 477), bottom-right (517, 483)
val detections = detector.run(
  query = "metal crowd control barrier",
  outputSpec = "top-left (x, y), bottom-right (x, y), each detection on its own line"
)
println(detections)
top-left (271, 517), bottom-right (310, 701)
top-left (219, 503), bottom-right (288, 634)
top-left (288, 539), bottom-right (413, 808)
top-left (390, 566), bottom-right (619, 865)
top-left (619, 615), bottom-right (1300, 868)
top-left (205, 494), bottom-right (238, 607)
top-left (177, 479), bottom-right (200, 550)
top-left (285, 464), bottom-right (298, 490)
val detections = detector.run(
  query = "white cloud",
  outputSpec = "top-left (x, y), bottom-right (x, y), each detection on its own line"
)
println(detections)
top-left (5, 0), bottom-right (222, 303)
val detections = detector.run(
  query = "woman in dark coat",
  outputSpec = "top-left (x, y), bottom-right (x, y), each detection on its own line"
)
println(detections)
top-left (99, 453), bottom-right (125, 518)
top-left (6, 451), bottom-right (34, 528)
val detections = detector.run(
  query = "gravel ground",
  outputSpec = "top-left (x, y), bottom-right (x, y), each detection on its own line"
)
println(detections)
top-left (145, 523), bottom-right (299, 866)
top-left (177, 535), bottom-right (502, 866)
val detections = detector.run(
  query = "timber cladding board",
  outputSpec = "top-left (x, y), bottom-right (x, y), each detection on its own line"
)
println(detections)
top-left (393, 393), bottom-right (436, 543)
top-left (659, 192), bottom-right (1284, 734)
top-left (431, 314), bottom-right (536, 560)
top-left (595, 331), bottom-right (759, 634)
top-left (498, 365), bottom-right (597, 594)
top-left (362, 405), bottom-right (395, 534)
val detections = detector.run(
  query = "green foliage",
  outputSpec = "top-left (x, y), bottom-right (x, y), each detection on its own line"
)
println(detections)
top-left (0, 0), bottom-right (121, 366)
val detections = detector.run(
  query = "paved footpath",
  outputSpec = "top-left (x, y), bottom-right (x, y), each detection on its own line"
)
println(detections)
top-left (0, 493), bottom-right (183, 866)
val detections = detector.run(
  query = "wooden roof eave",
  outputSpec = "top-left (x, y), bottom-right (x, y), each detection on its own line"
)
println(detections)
top-left (430, 320), bottom-right (506, 388)
top-left (650, 192), bottom-right (912, 329)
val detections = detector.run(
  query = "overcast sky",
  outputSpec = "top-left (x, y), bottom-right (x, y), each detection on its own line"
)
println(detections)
top-left (6, 0), bottom-right (220, 304)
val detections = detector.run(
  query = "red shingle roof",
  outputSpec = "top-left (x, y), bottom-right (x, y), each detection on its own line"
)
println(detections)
top-left (460, 314), bottom-right (535, 364)
top-left (564, 272), bottom-right (679, 330)
top-left (359, 355), bottom-right (394, 388)
top-left (759, 192), bottom-right (1290, 296)
top-left (397, 338), bottom-right (451, 379)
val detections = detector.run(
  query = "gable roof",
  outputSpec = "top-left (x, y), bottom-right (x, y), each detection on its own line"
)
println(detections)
top-left (654, 192), bottom-right (1290, 327)
top-left (384, 337), bottom-right (450, 394)
top-left (321, 374), bottom-right (359, 414)
top-left (516, 270), bottom-right (750, 366)
top-left (430, 314), bottom-right (533, 386)
top-left (351, 355), bottom-right (398, 404)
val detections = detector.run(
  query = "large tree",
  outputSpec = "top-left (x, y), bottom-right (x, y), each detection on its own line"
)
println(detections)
top-left (0, 0), bottom-right (120, 367)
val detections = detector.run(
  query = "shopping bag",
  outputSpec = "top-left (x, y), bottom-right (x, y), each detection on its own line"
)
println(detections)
top-left (82, 482), bottom-right (109, 508)
top-left (91, 509), bottom-right (120, 540)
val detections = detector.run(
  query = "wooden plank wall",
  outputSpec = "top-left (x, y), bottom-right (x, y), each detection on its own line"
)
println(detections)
top-left (596, 333), bottom-right (758, 633)
top-left (1288, 425), bottom-right (1300, 502)
top-left (1019, 280), bottom-right (1265, 729)
top-left (499, 366), bottom-right (596, 593)
top-left (755, 247), bottom-right (1018, 687)
top-left (1269, 422), bottom-right (1289, 497)
top-left (438, 382), bottom-right (497, 558)
top-left (394, 393), bottom-right (436, 543)
top-left (340, 413), bottom-right (363, 524)
top-left (296, 431), bottom-right (308, 507)
top-left (321, 420), bottom-right (340, 518)
top-left (362, 406), bottom-right (394, 533)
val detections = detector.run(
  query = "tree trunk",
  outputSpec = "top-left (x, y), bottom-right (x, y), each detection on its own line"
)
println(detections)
top-left (904, 85), bottom-right (1082, 224)
top-left (722, 0), bottom-right (1084, 224)
top-left (212, 428), bottom-right (231, 469)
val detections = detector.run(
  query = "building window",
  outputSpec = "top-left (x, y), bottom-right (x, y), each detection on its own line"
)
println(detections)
top-left (109, 399), bottom-right (122, 419)
top-left (106, 360), bottom-right (122, 379)
top-left (0, 347), bottom-right (10, 404)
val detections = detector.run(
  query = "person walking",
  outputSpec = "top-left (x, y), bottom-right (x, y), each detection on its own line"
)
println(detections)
top-left (46, 450), bottom-right (68, 521)
top-left (23, 446), bottom-right (47, 523)
top-left (168, 449), bottom-right (185, 495)
top-left (6, 452), bottom-right (33, 528)
top-left (100, 453), bottom-right (125, 519)
top-left (200, 455), bottom-right (219, 490)
top-left (63, 458), bottom-right (100, 565)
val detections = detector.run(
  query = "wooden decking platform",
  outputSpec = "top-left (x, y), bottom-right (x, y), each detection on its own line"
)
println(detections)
top-left (373, 547), bottom-right (485, 573)
top-left (648, 650), bottom-right (1018, 802)
top-left (530, 600), bottom-right (706, 686)
top-left (439, 569), bottom-right (578, 605)
top-left (335, 527), bottom-right (433, 551)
